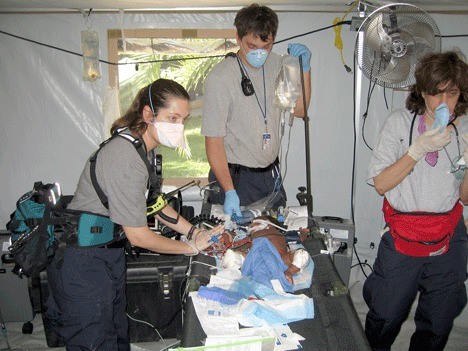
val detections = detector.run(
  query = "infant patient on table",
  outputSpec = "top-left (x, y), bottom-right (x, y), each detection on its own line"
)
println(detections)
top-left (219, 216), bottom-right (311, 286)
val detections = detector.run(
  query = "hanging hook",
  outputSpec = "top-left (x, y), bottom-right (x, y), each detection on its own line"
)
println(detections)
top-left (82, 8), bottom-right (94, 29)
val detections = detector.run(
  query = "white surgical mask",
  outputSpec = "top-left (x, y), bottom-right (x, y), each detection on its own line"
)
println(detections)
top-left (152, 121), bottom-right (185, 149)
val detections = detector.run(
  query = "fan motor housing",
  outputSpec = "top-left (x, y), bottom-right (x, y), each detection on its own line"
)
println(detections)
top-left (390, 38), bottom-right (407, 57)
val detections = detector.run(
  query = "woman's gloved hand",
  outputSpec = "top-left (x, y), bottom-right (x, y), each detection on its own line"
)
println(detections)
top-left (288, 43), bottom-right (311, 72)
top-left (408, 125), bottom-right (451, 161)
top-left (224, 190), bottom-right (242, 218)
top-left (186, 224), bottom-right (225, 255)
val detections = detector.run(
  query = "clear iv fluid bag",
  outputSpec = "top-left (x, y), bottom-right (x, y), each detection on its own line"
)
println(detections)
top-left (81, 29), bottom-right (101, 82)
top-left (275, 55), bottom-right (301, 112)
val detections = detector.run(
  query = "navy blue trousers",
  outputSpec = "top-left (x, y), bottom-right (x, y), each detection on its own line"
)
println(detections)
top-left (45, 247), bottom-right (130, 351)
top-left (208, 164), bottom-right (286, 210)
top-left (363, 218), bottom-right (467, 351)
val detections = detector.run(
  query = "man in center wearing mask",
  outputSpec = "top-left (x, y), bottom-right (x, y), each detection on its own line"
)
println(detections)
top-left (202, 3), bottom-right (312, 218)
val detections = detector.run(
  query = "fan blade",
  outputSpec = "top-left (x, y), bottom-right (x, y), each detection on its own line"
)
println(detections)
top-left (400, 22), bottom-right (436, 49)
top-left (375, 55), bottom-right (411, 84)
top-left (364, 13), bottom-right (392, 53)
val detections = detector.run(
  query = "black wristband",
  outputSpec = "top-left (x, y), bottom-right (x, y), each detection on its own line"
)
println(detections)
top-left (187, 225), bottom-right (197, 240)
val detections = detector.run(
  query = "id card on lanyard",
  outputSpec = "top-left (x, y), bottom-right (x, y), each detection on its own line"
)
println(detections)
top-left (262, 133), bottom-right (271, 150)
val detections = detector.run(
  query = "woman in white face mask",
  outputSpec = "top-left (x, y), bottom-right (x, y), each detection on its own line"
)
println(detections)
top-left (46, 78), bottom-right (224, 351)
top-left (143, 81), bottom-right (189, 151)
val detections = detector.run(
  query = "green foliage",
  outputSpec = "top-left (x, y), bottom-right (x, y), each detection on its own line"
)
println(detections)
top-left (119, 52), bottom-right (166, 113)
top-left (119, 53), bottom-right (212, 179)
top-left (118, 38), bottom-right (237, 179)
top-left (157, 115), bottom-right (209, 178)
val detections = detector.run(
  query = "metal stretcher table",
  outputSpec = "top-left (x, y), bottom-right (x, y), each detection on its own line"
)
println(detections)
top-left (180, 236), bottom-right (371, 350)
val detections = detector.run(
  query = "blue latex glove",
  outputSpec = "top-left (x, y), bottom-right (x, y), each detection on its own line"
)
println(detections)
top-left (288, 43), bottom-right (311, 72)
top-left (224, 190), bottom-right (242, 218)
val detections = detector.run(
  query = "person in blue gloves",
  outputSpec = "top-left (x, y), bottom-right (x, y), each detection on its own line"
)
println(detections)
top-left (202, 3), bottom-right (311, 218)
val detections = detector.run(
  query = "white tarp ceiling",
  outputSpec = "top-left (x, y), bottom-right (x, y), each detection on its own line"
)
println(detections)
top-left (1, 0), bottom-right (468, 13)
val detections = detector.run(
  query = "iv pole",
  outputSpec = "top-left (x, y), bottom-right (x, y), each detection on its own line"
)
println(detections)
top-left (297, 56), bottom-right (313, 221)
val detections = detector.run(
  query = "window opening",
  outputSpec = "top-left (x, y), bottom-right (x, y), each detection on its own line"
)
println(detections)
top-left (108, 29), bottom-right (237, 185)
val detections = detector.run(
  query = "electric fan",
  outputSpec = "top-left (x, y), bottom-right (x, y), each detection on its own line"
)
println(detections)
top-left (355, 3), bottom-right (441, 89)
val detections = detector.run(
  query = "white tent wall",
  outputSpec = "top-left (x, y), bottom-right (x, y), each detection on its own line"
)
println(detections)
top-left (0, 10), bottom-right (467, 268)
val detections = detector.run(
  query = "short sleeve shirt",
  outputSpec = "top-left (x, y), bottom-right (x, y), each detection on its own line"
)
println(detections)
top-left (202, 52), bottom-right (284, 168)
top-left (68, 135), bottom-right (149, 227)
top-left (367, 108), bottom-right (468, 212)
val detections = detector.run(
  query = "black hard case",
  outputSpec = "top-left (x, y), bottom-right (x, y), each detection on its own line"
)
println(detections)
top-left (0, 231), bottom-right (35, 325)
top-left (39, 250), bottom-right (190, 346)
top-left (125, 251), bottom-right (190, 342)
top-left (0, 230), bottom-right (36, 334)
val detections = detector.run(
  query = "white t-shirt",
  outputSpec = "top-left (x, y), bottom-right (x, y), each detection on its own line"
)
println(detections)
top-left (367, 108), bottom-right (468, 212)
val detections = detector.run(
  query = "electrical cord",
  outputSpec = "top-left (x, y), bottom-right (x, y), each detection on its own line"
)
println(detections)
top-left (160, 340), bottom-right (181, 351)
top-left (352, 242), bottom-right (373, 278)
top-left (126, 312), bottom-right (167, 349)
top-left (126, 260), bottom-right (190, 347)
top-left (127, 290), bottom-right (185, 344)
top-left (332, 0), bottom-right (359, 73)
top-left (1, 25), bottom-right (467, 68)
top-left (1, 22), bottom-right (354, 67)
top-left (349, 51), bottom-right (372, 277)
top-left (274, 21), bottom-right (352, 45)
top-left (0, 305), bottom-right (12, 351)
top-left (351, 260), bottom-right (373, 272)
top-left (361, 59), bottom-right (379, 151)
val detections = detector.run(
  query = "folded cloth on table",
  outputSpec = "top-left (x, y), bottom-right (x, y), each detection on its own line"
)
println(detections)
top-left (241, 237), bottom-right (293, 292)
top-left (198, 286), bottom-right (245, 305)
top-left (229, 276), bottom-right (314, 327)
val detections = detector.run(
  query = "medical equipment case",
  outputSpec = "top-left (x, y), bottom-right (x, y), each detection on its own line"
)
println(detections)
top-left (38, 247), bottom-right (190, 346)
top-left (313, 216), bottom-right (355, 286)
top-left (0, 230), bottom-right (35, 331)
top-left (125, 249), bottom-right (190, 342)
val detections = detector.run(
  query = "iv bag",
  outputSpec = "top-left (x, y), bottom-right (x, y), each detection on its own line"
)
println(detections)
top-left (81, 29), bottom-right (101, 82)
top-left (275, 55), bottom-right (301, 113)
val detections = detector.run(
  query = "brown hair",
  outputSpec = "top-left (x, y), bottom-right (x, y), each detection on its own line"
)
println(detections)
top-left (406, 50), bottom-right (468, 117)
top-left (234, 3), bottom-right (278, 41)
top-left (110, 79), bottom-right (189, 136)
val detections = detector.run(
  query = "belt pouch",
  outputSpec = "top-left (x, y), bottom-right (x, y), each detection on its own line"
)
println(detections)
top-left (77, 213), bottom-right (115, 247)
top-left (382, 198), bottom-right (462, 257)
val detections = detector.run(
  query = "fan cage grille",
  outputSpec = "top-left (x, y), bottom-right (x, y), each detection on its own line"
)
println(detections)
top-left (356, 3), bottom-right (441, 89)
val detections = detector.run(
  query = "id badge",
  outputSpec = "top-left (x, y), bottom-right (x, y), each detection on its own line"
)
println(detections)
top-left (262, 133), bottom-right (271, 150)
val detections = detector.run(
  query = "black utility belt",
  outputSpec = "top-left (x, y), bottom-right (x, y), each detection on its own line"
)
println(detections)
top-left (100, 239), bottom-right (127, 249)
top-left (229, 160), bottom-right (278, 174)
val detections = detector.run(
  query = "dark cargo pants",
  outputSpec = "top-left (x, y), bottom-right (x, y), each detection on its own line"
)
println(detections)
top-left (363, 218), bottom-right (467, 351)
top-left (45, 246), bottom-right (130, 351)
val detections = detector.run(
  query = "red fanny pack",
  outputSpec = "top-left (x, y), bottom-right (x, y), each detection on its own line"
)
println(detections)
top-left (382, 198), bottom-right (462, 257)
